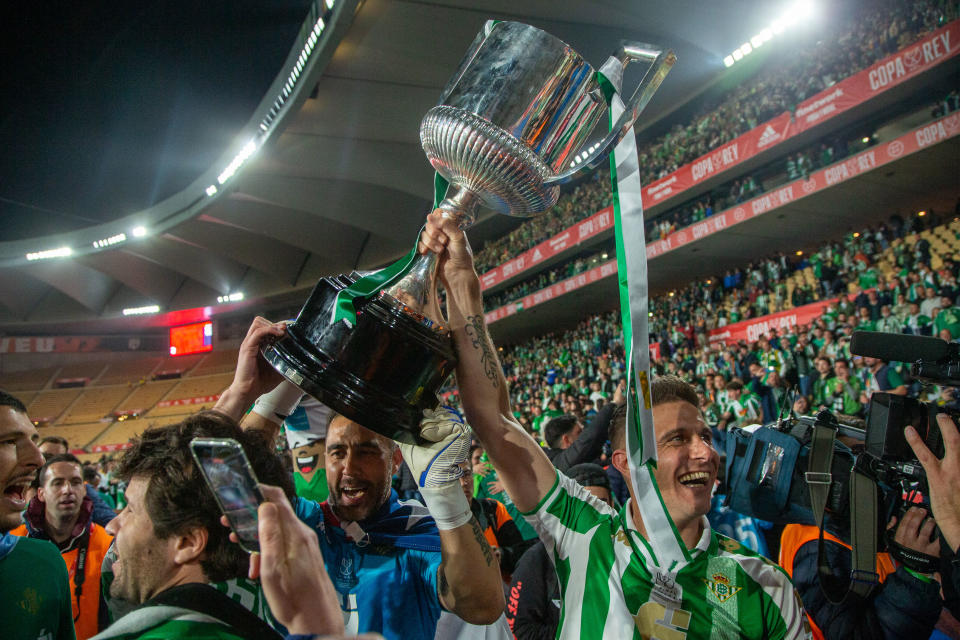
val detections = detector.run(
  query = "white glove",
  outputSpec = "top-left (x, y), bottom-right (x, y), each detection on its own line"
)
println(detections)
top-left (252, 380), bottom-right (305, 423)
top-left (398, 406), bottom-right (472, 530)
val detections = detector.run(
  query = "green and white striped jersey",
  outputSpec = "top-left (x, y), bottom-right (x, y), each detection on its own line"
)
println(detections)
top-left (524, 471), bottom-right (811, 639)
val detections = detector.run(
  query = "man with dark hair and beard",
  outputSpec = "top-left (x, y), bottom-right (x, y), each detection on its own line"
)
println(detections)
top-left (91, 410), bottom-right (346, 640)
top-left (0, 389), bottom-right (75, 640)
top-left (227, 319), bottom-right (505, 639)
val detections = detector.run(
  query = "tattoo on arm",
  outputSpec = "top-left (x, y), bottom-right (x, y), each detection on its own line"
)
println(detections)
top-left (465, 314), bottom-right (499, 389)
top-left (470, 517), bottom-right (495, 567)
top-left (438, 565), bottom-right (450, 598)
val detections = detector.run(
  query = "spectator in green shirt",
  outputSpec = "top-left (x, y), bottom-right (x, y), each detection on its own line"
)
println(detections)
top-left (933, 295), bottom-right (960, 340)
top-left (855, 306), bottom-right (876, 332)
top-left (905, 301), bottom-right (933, 335)
top-left (829, 358), bottom-right (864, 417)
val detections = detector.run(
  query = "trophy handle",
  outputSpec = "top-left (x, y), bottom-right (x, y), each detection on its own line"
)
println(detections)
top-left (544, 43), bottom-right (676, 187)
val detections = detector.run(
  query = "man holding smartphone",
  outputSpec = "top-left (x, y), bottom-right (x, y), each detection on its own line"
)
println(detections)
top-left (220, 320), bottom-right (505, 639)
top-left (91, 411), bottom-right (338, 639)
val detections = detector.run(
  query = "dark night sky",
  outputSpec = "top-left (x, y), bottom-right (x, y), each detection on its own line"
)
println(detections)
top-left (0, 1), bottom-right (312, 240)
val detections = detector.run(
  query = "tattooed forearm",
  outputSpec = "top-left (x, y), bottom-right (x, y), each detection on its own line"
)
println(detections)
top-left (465, 314), bottom-right (499, 388)
top-left (470, 517), bottom-right (496, 567)
top-left (438, 565), bottom-right (450, 597)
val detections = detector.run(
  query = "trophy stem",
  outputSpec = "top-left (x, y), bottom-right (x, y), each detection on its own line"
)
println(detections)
top-left (384, 183), bottom-right (482, 325)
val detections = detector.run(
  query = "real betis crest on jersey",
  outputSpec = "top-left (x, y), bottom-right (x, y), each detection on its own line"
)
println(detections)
top-left (703, 572), bottom-right (743, 603)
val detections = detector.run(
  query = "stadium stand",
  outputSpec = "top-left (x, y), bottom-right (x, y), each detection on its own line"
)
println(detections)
top-left (38, 422), bottom-right (113, 449)
top-left (187, 349), bottom-right (241, 377)
top-left (153, 353), bottom-right (205, 377)
top-left (146, 372), bottom-right (234, 416)
top-left (91, 413), bottom-right (191, 447)
top-left (0, 366), bottom-right (59, 392)
top-left (26, 388), bottom-right (85, 424)
top-left (95, 357), bottom-right (162, 385)
top-left (53, 361), bottom-right (108, 384)
top-left (113, 379), bottom-right (178, 415)
top-left (58, 385), bottom-right (133, 424)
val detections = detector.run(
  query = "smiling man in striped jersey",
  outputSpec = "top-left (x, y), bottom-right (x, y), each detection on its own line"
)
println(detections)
top-left (419, 210), bottom-right (810, 639)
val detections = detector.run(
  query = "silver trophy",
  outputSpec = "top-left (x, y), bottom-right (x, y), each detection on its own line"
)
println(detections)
top-left (261, 21), bottom-right (674, 443)
top-left (389, 20), bottom-right (675, 312)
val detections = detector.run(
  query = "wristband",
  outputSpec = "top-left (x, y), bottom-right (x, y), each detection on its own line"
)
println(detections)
top-left (418, 483), bottom-right (473, 530)
top-left (252, 381), bottom-right (304, 422)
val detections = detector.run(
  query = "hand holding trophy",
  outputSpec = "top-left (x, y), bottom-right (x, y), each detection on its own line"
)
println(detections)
top-left (262, 21), bottom-right (675, 443)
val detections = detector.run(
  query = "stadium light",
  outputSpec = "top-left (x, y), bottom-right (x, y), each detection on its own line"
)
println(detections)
top-left (216, 292), bottom-right (245, 304)
top-left (123, 305), bottom-right (160, 316)
top-left (93, 233), bottom-right (126, 249)
top-left (26, 247), bottom-right (72, 261)
top-left (217, 139), bottom-right (258, 185)
top-left (723, 2), bottom-right (815, 68)
top-left (205, 184), bottom-right (218, 196)
top-left (132, 226), bottom-right (148, 238)
top-left (793, 0), bottom-right (816, 21)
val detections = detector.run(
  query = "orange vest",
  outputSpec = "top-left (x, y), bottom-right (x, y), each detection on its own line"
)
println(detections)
top-left (11, 522), bottom-right (114, 640)
top-left (779, 523), bottom-right (896, 640)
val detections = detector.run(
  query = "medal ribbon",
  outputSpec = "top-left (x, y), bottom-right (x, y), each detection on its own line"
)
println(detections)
top-left (598, 58), bottom-right (690, 568)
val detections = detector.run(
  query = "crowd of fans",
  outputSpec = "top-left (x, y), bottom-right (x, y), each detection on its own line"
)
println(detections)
top-left (472, 1), bottom-right (956, 275)
top-left (483, 248), bottom-right (612, 311)
top-left (478, 208), bottom-right (960, 437)
top-left (3, 4), bottom-right (960, 638)
top-left (635, 0), bottom-right (954, 186)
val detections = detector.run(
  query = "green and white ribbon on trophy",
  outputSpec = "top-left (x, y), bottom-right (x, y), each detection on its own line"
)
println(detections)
top-left (331, 173), bottom-right (450, 327)
top-left (598, 58), bottom-right (690, 569)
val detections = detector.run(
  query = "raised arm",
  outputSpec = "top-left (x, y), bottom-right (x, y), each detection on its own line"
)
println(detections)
top-left (397, 408), bottom-right (503, 624)
top-left (418, 210), bottom-right (556, 512)
top-left (213, 317), bottom-right (288, 422)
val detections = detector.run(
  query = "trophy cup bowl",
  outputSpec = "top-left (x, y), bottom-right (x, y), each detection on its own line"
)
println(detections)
top-left (262, 21), bottom-right (674, 443)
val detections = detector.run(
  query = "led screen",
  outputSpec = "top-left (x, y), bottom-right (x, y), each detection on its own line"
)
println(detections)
top-left (169, 321), bottom-right (213, 356)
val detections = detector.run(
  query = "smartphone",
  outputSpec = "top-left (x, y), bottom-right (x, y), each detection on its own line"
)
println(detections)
top-left (190, 438), bottom-right (264, 553)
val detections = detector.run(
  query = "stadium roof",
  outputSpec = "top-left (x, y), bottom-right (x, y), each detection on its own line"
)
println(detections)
top-left (0, 0), bottom-right (923, 331)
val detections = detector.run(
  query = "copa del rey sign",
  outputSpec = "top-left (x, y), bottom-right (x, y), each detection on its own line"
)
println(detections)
top-left (641, 20), bottom-right (960, 208)
top-left (707, 299), bottom-right (836, 345)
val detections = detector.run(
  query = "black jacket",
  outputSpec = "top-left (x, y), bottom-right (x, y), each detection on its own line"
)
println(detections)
top-left (544, 402), bottom-right (615, 472)
top-left (792, 538), bottom-right (942, 639)
top-left (506, 541), bottom-right (558, 640)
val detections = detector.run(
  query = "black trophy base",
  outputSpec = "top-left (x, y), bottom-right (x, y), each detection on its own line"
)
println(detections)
top-left (262, 273), bottom-right (456, 444)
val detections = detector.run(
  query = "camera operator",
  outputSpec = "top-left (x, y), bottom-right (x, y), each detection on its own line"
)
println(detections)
top-left (907, 413), bottom-right (960, 598)
top-left (779, 477), bottom-right (943, 638)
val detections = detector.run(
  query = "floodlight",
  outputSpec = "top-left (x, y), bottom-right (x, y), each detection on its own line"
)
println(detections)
top-left (751, 35), bottom-right (764, 48)
top-left (132, 226), bottom-right (148, 237)
top-left (123, 305), bottom-right (160, 316)
top-left (740, 43), bottom-right (752, 56)
top-left (723, 55), bottom-right (735, 67)
top-left (732, 49), bottom-right (744, 61)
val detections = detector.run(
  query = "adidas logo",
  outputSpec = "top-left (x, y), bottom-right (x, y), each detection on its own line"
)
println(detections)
top-left (758, 125), bottom-right (780, 148)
